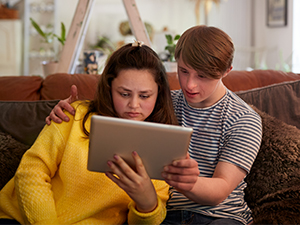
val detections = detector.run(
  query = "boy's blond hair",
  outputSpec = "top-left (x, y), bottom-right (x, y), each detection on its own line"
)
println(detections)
top-left (175, 25), bottom-right (234, 79)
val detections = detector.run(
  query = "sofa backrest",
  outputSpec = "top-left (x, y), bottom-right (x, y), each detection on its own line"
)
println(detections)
top-left (1, 70), bottom-right (300, 101)
top-left (0, 76), bottom-right (43, 100)
top-left (223, 69), bottom-right (300, 92)
top-left (236, 79), bottom-right (300, 129)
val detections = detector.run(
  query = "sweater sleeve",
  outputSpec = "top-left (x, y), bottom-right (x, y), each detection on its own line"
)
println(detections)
top-left (127, 180), bottom-right (169, 225)
top-left (14, 120), bottom-right (69, 224)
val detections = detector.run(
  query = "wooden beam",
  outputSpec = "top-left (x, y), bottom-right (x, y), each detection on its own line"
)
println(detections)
top-left (57, 0), bottom-right (149, 73)
top-left (122, 0), bottom-right (151, 47)
top-left (57, 0), bottom-right (94, 73)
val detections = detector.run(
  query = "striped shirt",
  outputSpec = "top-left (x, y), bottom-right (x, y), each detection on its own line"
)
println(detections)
top-left (168, 89), bottom-right (262, 225)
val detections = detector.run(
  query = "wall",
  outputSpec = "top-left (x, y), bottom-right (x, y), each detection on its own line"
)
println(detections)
top-left (292, 0), bottom-right (300, 73)
top-left (56, 0), bottom-right (296, 71)
top-left (253, 0), bottom-right (293, 71)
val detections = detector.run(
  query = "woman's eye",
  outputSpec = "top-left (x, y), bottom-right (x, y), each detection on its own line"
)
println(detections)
top-left (140, 95), bottom-right (149, 99)
top-left (120, 92), bottom-right (129, 97)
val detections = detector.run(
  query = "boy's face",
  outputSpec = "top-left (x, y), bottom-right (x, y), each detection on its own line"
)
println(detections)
top-left (177, 57), bottom-right (227, 108)
top-left (111, 69), bottom-right (158, 121)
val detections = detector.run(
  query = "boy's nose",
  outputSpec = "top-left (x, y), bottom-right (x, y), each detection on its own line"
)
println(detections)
top-left (186, 77), bottom-right (197, 90)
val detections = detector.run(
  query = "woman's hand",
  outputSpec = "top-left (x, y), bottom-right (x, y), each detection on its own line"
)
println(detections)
top-left (45, 85), bottom-right (78, 125)
top-left (105, 151), bottom-right (158, 213)
top-left (161, 153), bottom-right (199, 192)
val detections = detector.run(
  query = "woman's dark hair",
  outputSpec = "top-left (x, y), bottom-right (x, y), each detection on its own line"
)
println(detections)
top-left (82, 43), bottom-right (178, 136)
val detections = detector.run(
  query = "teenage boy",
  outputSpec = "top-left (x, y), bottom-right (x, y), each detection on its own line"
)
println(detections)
top-left (46, 26), bottom-right (262, 225)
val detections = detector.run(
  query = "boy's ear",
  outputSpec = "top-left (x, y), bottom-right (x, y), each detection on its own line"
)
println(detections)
top-left (222, 66), bottom-right (233, 78)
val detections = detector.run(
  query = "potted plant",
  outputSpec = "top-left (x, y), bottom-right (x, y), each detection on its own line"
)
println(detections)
top-left (165, 34), bottom-right (180, 62)
top-left (30, 17), bottom-right (66, 77)
top-left (164, 34), bottom-right (180, 72)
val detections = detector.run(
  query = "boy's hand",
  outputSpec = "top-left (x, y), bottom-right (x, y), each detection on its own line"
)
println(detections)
top-left (45, 85), bottom-right (78, 125)
top-left (162, 153), bottom-right (199, 192)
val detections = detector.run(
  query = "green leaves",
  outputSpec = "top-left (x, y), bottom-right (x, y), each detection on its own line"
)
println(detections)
top-left (54, 22), bottom-right (66, 45)
top-left (165, 34), bottom-right (180, 45)
top-left (164, 34), bottom-right (181, 62)
top-left (30, 18), bottom-right (66, 46)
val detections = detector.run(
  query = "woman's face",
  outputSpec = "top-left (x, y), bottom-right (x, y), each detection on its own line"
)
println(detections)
top-left (111, 69), bottom-right (158, 121)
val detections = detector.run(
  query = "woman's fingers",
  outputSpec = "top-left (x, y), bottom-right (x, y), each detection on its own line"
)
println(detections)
top-left (131, 151), bottom-right (148, 178)
top-left (105, 152), bottom-right (157, 213)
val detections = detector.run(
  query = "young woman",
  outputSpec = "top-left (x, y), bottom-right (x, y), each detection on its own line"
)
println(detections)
top-left (44, 26), bottom-right (262, 225)
top-left (0, 42), bottom-right (178, 225)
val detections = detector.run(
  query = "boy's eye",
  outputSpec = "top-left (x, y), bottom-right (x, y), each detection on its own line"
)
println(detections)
top-left (181, 69), bottom-right (188, 74)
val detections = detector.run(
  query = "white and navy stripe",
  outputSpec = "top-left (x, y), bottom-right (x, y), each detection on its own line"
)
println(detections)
top-left (168, 89), bottom-right (262, 225)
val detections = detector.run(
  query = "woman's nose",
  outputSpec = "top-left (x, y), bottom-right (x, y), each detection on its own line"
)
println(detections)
top-left (129, 96), bottom-right (140, 108)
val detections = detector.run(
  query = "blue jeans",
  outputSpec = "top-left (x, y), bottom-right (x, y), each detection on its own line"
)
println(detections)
top-left (162, 210), bottom-right (244, 225)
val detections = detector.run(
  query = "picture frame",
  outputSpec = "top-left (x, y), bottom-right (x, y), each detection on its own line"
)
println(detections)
top-left (267, 0), bottom-right (287, 27)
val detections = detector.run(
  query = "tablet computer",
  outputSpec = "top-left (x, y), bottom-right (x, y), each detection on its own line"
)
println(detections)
top-left (87, 115), bottom-right (193, 180)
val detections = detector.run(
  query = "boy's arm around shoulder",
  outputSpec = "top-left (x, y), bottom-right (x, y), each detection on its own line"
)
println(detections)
top-left (45, 84), bottom-right (78, 125)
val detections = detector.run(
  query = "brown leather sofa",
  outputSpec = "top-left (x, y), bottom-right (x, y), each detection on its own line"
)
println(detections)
top-left (1, 70), bottom-right (300, 224)
top-left (1, 70), bottom-right (300, 101)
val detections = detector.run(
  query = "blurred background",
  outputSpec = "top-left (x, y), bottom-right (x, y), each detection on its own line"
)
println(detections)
top-left (0, 0), bottom-right (299, 76)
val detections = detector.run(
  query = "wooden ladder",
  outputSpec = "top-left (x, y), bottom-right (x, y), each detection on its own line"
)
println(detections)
top-left (57, 0), bottom-right (150, 74)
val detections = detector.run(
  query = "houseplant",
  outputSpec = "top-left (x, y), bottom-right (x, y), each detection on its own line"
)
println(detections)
top-left (164, 34), bottom-right (180, 72)
top-left (30, 17), bottom-right (66, 77)
top-left (164, 34), bottom-right (180, 62)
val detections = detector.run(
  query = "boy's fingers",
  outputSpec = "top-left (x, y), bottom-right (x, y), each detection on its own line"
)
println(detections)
top-left (50, 110), bottom-right (64, 123)
top-left (58, 101), bottom-right (75, 116)
top-left (186, 152), bottom-right (190, 159)
top-left (70, 85), bottom-right (78, 102)
top-left (172, 158), bottom-right (198, 168)
top-left (45, 116), bottom-right (52, 125)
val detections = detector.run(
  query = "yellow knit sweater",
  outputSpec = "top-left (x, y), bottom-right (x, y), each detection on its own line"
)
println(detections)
top-left (0, 102), bottom-right (169, 224)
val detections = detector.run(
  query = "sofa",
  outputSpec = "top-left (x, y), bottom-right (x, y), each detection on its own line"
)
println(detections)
top-left (1, 70), bottom-right (300, 224)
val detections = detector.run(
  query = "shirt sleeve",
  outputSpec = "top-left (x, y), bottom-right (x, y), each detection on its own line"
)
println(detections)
top-left (127, 180), bottom-right (169, 225)
top-left (220, 110), bottom-right (262, 173)
top-left (14, 121), bottom-right (69, 224)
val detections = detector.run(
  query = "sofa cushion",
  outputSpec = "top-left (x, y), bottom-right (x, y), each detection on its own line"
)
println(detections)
top-left (0, 132), bottom-right (30, 190)
top-left (0, 76), bottom-right (43, 101)
top-left (236, 79), bottom-right (300, 129)
top-left (245, 105), bottom-right (300, 224)
top-left (0, 100), bottom-right (59, 146)
top-left (41, 73), bottom-right (100, 100)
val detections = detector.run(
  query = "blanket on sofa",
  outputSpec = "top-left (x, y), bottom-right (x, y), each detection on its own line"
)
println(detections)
top-left (246, 106), bottom-right (300, 224)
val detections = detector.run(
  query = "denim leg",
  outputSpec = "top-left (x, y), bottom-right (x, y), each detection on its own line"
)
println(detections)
top-left (161, 210), bottom-right (183, 225)
top-left (189, 212), bottom-right (244, 225)
top-left (162, 210), bottom-right (208, 225)
top-left (208, 218), bottom-right (244, 225)
top-left (162, 210), bottom-right (244, 225)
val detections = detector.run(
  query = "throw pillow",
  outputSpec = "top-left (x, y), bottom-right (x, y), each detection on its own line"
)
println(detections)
top-left (0, 132), bottom-right (30, 190)
top-left (236, 79), bottom-right (300, 129)
top-left (245, 105), bottom-right (300, 224)
top-left (0, 100), bottom-right (59, 146)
